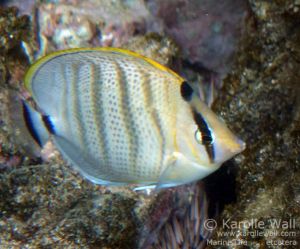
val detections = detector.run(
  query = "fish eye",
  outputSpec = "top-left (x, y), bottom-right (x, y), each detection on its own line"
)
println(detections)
top-left (180, 81), bottom-right (193, 102)
top-left (194, 129), bottom-right (202, 144)
top-left (194, 129), bottom-right (214, 145)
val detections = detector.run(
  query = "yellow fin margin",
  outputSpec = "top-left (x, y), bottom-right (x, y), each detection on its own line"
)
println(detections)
top-left (24, 47), bottom-right (184, 93)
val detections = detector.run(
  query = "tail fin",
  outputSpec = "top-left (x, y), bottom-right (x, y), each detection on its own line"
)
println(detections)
top-left (7, 92), bottom-right (45, 156)
top-left (22, 100), bottom-right (50, 147)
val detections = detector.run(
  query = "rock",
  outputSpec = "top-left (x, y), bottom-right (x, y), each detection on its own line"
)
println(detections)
top-left (206, 0), bottom-right (300, 247)
top-left (146, 0), bottom-right (249, 78)
top-left (1, 1), bottom-right (299, 248)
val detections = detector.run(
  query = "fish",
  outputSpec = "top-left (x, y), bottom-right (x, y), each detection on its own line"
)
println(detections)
top-left (23, 47), bottom-right (245, 189)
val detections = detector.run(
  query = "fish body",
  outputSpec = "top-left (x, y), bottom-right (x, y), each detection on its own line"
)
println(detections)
top-left (24, 48), bottom-right (245, 188)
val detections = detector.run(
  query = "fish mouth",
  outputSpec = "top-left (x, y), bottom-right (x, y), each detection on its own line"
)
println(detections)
top-left (224, 135), bottom-right (246, 155)
top-left (234, 137), bottom-right (246, 153)
top-left (212, 135), bottom-right (246, 164)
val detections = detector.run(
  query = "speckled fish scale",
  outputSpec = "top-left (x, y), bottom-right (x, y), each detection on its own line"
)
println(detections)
top-left (29, 50), bottom-right (181, 182)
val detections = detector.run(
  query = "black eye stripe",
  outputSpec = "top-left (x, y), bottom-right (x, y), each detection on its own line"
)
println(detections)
top-left (192, 110), bottom-right (212, 143)
top-left (192, 109), bottom-right (215, 162)
top-left (180, 81), bottom-right (194, 102)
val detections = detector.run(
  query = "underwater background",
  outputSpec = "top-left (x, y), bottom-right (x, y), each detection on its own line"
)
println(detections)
top-left (0, 0), bottom-right (299, 248)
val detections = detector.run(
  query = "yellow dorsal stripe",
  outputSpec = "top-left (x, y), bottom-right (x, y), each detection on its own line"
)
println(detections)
top-left (24, 47), bottom-right (184, 93)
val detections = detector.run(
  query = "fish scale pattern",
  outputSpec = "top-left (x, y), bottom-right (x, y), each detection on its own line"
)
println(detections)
top-left (31, 50), bottom-right (183, 183)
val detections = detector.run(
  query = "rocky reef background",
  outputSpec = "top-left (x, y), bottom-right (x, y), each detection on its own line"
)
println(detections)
top-left (0, 0), bottom-right (299, 248)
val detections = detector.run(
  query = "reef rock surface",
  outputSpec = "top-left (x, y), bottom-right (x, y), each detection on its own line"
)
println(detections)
top-left (0, 1), bottom-right (299, 249)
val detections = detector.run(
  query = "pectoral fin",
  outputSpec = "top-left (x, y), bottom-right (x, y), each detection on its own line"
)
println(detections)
top-left (156, 152), bottom-right (217, 189)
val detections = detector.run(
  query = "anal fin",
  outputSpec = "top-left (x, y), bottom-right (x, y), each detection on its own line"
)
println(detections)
top-left (53, 135), bottom-right (124, 186)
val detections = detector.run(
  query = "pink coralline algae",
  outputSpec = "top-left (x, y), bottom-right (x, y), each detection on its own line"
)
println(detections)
top-left (147, 0), bottom-right (249, 78)
top-left (32, 0), bottom-right (153, 51)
